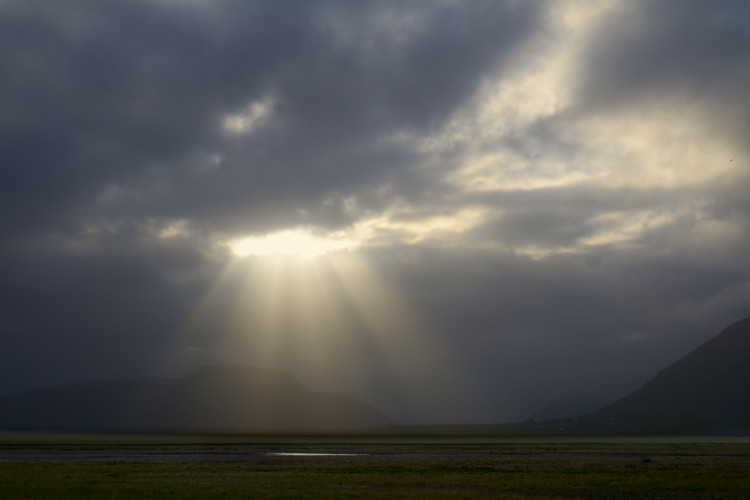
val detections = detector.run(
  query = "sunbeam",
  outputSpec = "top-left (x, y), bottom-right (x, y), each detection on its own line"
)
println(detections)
top-left (178, 243), bottom-right (472, 423)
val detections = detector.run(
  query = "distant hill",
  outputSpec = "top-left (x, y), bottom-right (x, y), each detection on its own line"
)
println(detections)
top-left (530, 398), bottom-right (607, 422)
top-left (0, 364), bottom-right (396, 431)
top-left (592, 315), bottom-right (750, 432)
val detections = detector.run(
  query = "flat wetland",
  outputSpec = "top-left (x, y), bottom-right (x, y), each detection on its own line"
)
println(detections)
top-left (2, 432), bottom-right (749, 498)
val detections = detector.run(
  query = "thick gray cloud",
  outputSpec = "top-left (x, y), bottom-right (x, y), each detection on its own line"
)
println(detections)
top-left (0, 0), bottom-right (539, 237)
top-left (1, 0), bottom-right (748, 423)
top-left (579, 1), bottom-right (750, 120)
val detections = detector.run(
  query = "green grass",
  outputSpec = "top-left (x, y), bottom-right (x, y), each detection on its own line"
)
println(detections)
top-left (1, 433), bottom-right (749, 498)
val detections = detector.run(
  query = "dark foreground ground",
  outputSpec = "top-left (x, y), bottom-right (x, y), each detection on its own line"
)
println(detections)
top-left (1, 433), bottom-right (749, 498)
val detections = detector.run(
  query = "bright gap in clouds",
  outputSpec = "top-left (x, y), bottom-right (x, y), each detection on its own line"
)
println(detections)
top-left (230, 229), bottom-right (357, 260)
top-left (187, 234), bottom-right (463, 423)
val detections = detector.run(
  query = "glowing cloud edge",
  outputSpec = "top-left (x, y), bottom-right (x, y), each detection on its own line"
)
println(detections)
top-left (229, 228), bottom-right (357, 260)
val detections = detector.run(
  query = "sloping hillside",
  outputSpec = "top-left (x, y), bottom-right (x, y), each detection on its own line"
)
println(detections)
top-left (0, 364), bottom-right (396, 431)
top-left (593, 315), bottom-right (750, 430)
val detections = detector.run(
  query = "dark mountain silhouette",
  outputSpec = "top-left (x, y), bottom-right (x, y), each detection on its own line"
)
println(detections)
top-left (530, 398), bottom-right (607, 422)
top-left (0, 364), bottom-right (396, 431)
top-left (592, 315), bottom-right (750, 431)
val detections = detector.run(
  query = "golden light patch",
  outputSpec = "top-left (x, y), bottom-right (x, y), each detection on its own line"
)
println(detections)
top-left (429, 2), bottom-right (619, 194)
top-left (579, 210), bottom-right (678, 248)
top-left (353, 207), bottom-right (487, 245)
top-left (230, 229), bottom-right (356, 260)
top-left (576, 105), bottom-right (738, 189)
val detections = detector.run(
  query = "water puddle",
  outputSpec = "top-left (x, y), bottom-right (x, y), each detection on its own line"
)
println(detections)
top-left (265, 452), bottom-right (368, 457)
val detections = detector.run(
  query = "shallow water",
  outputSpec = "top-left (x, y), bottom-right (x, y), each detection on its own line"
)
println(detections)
top-left (265, 452), bottom-right (368, 457)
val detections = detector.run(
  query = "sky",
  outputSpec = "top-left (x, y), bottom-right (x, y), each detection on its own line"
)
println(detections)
top-left (1, 0), bottom-right (748, 424)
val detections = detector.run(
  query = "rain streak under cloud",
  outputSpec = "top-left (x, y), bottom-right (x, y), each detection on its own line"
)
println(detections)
top-left (1, 0), bottom-right (748, 423)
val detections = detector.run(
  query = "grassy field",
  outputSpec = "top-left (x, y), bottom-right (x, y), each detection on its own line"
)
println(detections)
top-left (1, 433), bottom-right (749, 498)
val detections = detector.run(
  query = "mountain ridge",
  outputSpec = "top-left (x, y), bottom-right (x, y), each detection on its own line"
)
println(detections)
top-left (0, 364), bottom-right (397, 431)
top-left (591, 315), bottom-right (750, 430)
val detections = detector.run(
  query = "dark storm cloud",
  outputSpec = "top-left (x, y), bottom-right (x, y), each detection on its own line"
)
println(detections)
top-left (576, 0), bottom-right (750, 146)
top-left (0, 0), bottom-right (228, 234)
top-left (582, 0), bottom-right (750, 100)
top-left (0, 0), bottom-right (540, 239)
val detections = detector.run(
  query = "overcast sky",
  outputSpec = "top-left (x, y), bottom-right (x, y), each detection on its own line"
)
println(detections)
top-left (1, 0), bottom-right (748, 424)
